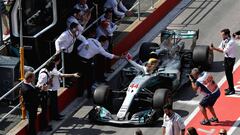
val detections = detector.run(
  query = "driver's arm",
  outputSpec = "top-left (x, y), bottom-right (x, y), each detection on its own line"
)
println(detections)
top-left (128, 59), bottom-right (145, 73)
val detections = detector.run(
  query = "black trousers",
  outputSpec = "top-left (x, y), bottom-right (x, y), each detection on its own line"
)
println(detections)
top-left (26, 104), bottom-right (38, 135)
top-left (77, 56), bottom-right (94, 97)
top-left (49, 91), bottom-right (59, 119)
top-left (224, 57), bottom-right (235, 91)
top-left (64, 53), bottom-right (74, 73)
top-left (95, 54), bottom-right (106, 82)
top-left (39, 91), bottom-right (49, 130)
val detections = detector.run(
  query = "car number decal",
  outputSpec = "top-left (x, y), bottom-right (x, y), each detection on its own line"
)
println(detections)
top-left (130, 83), bottom-right (139, 89)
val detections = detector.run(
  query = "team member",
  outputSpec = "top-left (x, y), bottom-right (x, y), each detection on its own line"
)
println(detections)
top-left (49, 54), bottom-right (80, 120)
top-left (74, 0), bottom-right (91, 27)
top-left (55, 22), bottom-right (88, 54)
top-left (96, 9), bottom-right (118, 74)
top-left (125, 53), bottom-right (159, 74)
top-left (36, 61), bottom-right (55, 131)
top-left (77, 36), bottom-right (121, 97)
top-left (21, 72), bottom-right (39, 135)
top-left (162, 103), bottom-right (185, 135)
top-left (104, 0), bottom-right (133, 19)
top-left (55, 22), bottom-right (88, 74)
top-left (189, 68), bottom-right (220, 125)
top-left (66, 8), bottom-right (84, 34)
top-left (97, 9), bottom-right (117, 51)
top-left (210, 28), bottom-right (237, 95)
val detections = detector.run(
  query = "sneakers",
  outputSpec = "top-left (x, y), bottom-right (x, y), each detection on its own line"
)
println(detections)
top-left (200, 119), bottom-right (211, 125)
top-left (225, 89), bottom-right (235, 95)
top-left (209, 117), bottom-right (219, 123)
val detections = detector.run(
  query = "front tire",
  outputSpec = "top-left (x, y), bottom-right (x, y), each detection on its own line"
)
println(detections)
top-left (153, 88), bottom-right (172, 110)
top-left (93, 85), bottom-right (111, 107)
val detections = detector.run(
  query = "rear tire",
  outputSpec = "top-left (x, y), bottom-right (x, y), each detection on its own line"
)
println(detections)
top-left (192, 45), bottom-right (213, 69)
top-left (93, 85), bottom-right (111, 107)
top-left (139, 42), bottom-right (159, 63)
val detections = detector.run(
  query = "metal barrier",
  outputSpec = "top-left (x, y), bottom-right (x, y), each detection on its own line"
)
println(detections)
top-left (0, 0), bottom-right (151, 123)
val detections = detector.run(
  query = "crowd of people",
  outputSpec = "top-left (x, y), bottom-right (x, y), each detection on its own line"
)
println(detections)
top-left (55, 0), bottom-right (134, 97)
top-left (18, 0), bottom-right (240, 134)
top-left (19, 0), bottom-right (134, 134)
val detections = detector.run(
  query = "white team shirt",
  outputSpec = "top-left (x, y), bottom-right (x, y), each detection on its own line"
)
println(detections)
top-left (162, 112), bottom-right (185, 135)
top-left (218, 38), bottom-right (237, 58)
top-left (96, 17), bottom-right (117, 38)
top-left (55, 30), bottom-right (88, 53)
top-left (104, 0), bottom-right (127, 18)
top-left (77, 38), bottom-right (114, 59)
top-left (50, 67), bottom-right (63, 91)
top-left (36, 68), bottom-right (51, 88)
top-left (66, 16), bottom-right (84, 34)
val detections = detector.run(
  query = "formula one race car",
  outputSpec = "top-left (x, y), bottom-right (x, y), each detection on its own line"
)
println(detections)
top-left (88, 29), bottom-right (213, 125)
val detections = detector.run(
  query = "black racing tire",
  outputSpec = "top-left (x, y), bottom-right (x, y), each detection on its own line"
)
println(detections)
top-left (192, 45), bottom-right (213, 69)
top-left (153, 88), bottom-right (171, 110)
top-left (139, 42), bottom-right (160, 63)
top-left (93, 85), bottom-right (111, 106)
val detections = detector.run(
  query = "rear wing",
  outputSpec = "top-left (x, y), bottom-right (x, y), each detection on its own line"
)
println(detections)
top-left (160, 29), bottom-right (199, 50)
top-left (161, 29), bottom-right (199, 40)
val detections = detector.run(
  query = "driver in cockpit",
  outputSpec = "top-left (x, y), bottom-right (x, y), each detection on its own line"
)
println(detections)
top-left (125, 53), bottom-right (159, 75)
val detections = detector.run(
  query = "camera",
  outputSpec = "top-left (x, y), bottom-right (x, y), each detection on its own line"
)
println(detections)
top-left (187, 74), bottom-right (196, 82)
top-left (186, 74), bottom-right (194, 79)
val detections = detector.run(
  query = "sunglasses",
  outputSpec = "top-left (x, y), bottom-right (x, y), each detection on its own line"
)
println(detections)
top-left (219, 133), bottom-right (226, 135)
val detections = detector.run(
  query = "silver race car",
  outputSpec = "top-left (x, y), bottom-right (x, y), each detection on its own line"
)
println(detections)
top-left (89, 29), bottom-right (213, 125)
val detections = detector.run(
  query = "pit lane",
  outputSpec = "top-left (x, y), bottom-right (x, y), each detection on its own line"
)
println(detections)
top-left (49, 0), bottom-right (240, 134)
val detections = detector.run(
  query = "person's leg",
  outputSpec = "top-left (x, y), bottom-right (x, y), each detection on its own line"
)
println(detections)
top-left (77, 60), bottom-right (87, 96)
top-left (26, 106), bottom-right (37, 135)
top-left (49, 91), bottom-right (58, 120)
top-left (95, 55), bottom-right (106, 82)
top-left (199, 97), bottom-right (211, 125)
top-left (200, 105), bottom-right (208, 120)
top-left (39, 93), bottom-right (51, 131)
top-left (207, 106), bottom-right (219, 123)
top-left (86, 62), bottom-right (94, 98)
top-left (224, 58), bottom-right (235, 92)
top-left (228, 58), bottom-right (235, 91)
top-left (208, 91), bottom-right (220, 122)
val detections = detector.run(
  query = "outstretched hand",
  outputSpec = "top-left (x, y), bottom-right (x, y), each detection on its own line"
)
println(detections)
top-left (125, 11), bottom-right (133, 16)
top-left (125, 53), bottom-right (133, 60)
top-left (73, 73), bottom-right (81, 78)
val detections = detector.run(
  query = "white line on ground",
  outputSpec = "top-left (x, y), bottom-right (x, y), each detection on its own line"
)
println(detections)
top-left (197, 128), bottom-right (215, 134)
top-left (184, 106), bottom-right (200, 125)
top-left (176, 99), bottom-right (199, 106)
top-left (225, 93), bottom-right (240, 98)
top-left (228, 117), bottom-right (240, 135)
